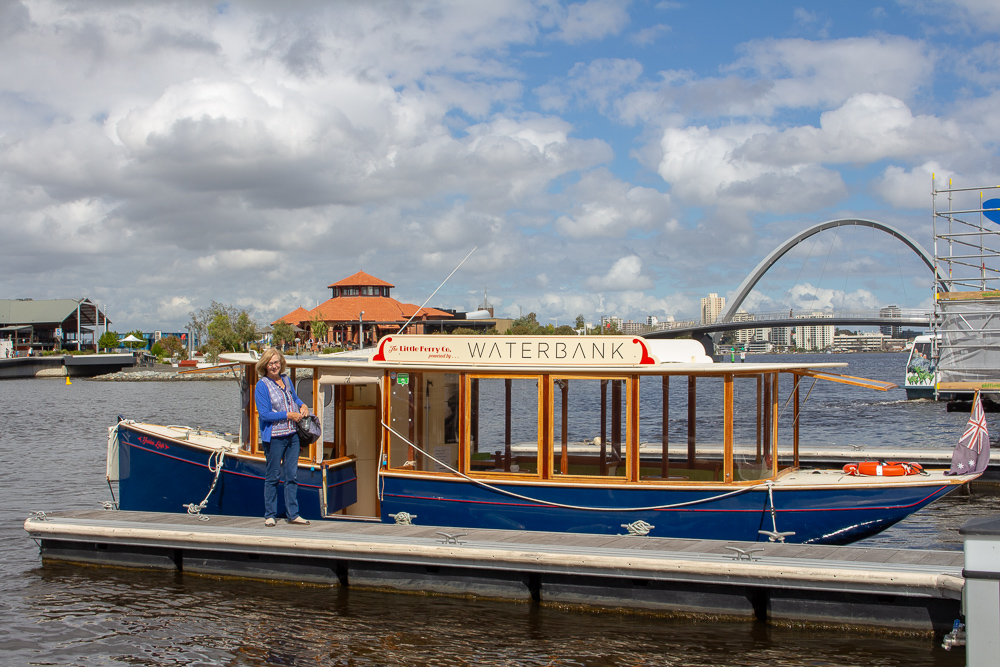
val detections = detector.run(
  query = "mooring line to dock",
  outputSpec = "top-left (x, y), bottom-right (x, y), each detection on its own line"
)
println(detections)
top-left (379, 422), bottom-right (768, 513)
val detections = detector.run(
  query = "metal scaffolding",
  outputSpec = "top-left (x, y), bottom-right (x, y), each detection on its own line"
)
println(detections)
top-left (932, 177), bottom-right (1000, 398)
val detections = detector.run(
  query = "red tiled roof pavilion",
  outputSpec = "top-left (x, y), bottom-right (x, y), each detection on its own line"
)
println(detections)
top-left (274, 271), bottom-right (453, 349)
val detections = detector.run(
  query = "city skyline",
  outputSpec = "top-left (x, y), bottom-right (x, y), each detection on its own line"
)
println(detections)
top-left (2, 1), bottom-right (998, 333)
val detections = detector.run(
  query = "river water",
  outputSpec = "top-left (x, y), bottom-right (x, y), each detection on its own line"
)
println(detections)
top-left (1, 353), bottom-right (997, 666)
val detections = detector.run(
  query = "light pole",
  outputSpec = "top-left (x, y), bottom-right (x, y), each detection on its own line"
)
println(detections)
top-left (359, 311), bottom-right (365, 350)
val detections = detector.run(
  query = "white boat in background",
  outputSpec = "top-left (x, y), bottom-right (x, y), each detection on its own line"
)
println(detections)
top-left (904, 334), bottom-right (937, 400)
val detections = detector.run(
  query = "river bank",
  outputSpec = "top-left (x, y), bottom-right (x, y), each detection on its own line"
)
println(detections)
top-left (88, 367), bottom-right (234, 381)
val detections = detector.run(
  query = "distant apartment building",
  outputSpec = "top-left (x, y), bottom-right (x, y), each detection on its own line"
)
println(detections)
top-left (600, 315), bottom-right (624, 332)
top-left (621, 320), bottom-right (644, 334)
top-left (646, 315), bottom-right (658, 326)
top-left (793, 312), bottom-right (835, 350)
top-left (700, 293), bottom-right (726, 325)
top-left (731, 310), bottom-right (766, 346)
top-left (835, 332), bottom-right (889, 352)
top-left (770, 326), bottom-right (792, 347)
top-left (879, 304), bottom-right (902, 337)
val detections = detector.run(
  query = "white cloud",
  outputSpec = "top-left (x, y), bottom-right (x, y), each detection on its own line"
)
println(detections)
top-left (157, 296), bottom-right (193, 320)
top-left (611, 35), bottom-right (935, 124)
top-left (898, 0), bottom-right (1000, 31)
top-left (735, 94), bottom-right (970, 166)
top-left (874, 162), bottom-right (953, 209)
top-left (196, 249), bottom-right (283, 272)
top-left (536, 58), bottom-right (644, 113)
top-left (741, 284), bottom-right (878, 312)
top-left (585, 255), bottom-right (653, 291)
top-left (728, 36), bottom-right (933, 112)
top-left (550, 0), bottom-right (630, 44)
top-left (555, 169), bottom-right (673, 238)
top-left (630, 23), bottom-right (670, 46)
top-left (657, 123), bottom-right (847, 212)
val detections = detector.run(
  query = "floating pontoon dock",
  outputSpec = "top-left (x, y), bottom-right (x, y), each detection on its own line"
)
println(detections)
top-left (25, 510), bottom-right (963, 633)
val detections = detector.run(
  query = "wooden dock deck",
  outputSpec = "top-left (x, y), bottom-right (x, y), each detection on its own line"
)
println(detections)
top-left (25, 509), bottom-right (964, 633)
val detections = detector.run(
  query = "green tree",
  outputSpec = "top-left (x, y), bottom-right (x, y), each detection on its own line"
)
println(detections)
top-left (272, 321), bottom-right (296, 350)
top-left (310, 314), bottom-right (328, 344)
top-left (159, 335), bottom-right (186, 359)
top-left (574, 314), bottom-right (586, 330)
top-left (98, 330), bottom-right (120, 351)
top-left (509, 312), bottom-right (541, 335)
top-left (125, 329), bottom-right (147, 349)
top-left (191, 302), bottom-right (259, 358)
top-left (554, 325), bottom-right (576, 335)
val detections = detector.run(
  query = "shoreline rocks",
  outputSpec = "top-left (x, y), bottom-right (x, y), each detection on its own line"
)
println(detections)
top-left (88, 369), bottom-right (236, 381)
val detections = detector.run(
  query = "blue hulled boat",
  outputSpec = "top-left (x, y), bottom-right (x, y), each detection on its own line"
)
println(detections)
top-left (106, 335), bottom-right (975, 544)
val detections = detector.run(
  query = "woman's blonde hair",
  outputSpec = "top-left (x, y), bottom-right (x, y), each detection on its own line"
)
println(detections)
top-left (255, 347), bottom-right (287, 377)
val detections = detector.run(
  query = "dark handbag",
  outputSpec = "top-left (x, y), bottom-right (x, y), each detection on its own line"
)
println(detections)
top-left (296, 414), bottom-right (322, 445)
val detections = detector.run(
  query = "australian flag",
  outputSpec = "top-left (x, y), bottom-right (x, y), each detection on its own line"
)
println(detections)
top-left (946, 392), bottom-right (991, 476)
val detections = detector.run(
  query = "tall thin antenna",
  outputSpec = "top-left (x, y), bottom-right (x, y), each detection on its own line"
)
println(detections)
top-left (395, 246), bottom-right (478, 335)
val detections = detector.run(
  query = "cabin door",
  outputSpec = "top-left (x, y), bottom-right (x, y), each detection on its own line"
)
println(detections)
top-left (339, 382), bottom-right (381, 517)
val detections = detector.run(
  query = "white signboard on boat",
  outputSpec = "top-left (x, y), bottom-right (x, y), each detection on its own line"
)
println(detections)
top-left (370, 335), bottom-right (711, 366)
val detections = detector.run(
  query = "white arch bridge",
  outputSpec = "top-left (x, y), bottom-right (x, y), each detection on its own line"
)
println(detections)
top-left (643, 219), bottom-right (941, 355)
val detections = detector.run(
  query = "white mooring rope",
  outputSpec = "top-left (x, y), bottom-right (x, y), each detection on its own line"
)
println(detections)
top-left (379, 422), bottom-right (770, 512)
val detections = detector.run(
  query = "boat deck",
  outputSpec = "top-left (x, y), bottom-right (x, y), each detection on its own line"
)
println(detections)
top-left (26, 509), bottom-right (964, 632)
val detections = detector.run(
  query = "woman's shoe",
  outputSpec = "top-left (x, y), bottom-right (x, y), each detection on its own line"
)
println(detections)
top-left (287, 516), bottom-right (310, 525)
top-left (264, 517), bottom-right (276, 527)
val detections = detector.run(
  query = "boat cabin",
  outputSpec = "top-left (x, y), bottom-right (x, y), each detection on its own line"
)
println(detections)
top-left (228, 335), bottom-right (890, 520)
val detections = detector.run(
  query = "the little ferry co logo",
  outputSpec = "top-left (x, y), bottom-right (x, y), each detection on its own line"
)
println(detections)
top-left (373, 335), bottom-right (657, 366)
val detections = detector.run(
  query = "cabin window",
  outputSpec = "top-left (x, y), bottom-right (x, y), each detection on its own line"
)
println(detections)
top-left (637, 375), bottom-right (725, 482)
top-left (732, 374), bottom-right (773, 481)
top-left (468, 376), bottom-right (539, 474)
top-left (387, 372), bottom-right (460, 473)
top-left (776, 373), bottom-right (799, 473)
top-left (552, 377), bottom-right (628, 477)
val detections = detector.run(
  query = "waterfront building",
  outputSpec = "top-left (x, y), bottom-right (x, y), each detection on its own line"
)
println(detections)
top-left (700, 293), bottom-right (726, 325)
top-left (880, 305), bottom-right (902, 337)
top-left (832, 332), bottom-right (908, 352)
top-left (621, 320), bottom-right (644, 334)
top-left (0, 298), bottom-right (110, 353)
top-left (731, 310), bottom-right (760, 346)
top-left (793, 313), bottom-right (835, 351)
top-left (834, 332), bottom-right (888, 352)
top-left (274, 271), bottom-right (455, 349)
top-left (600, 315), bottom-right (624, 332)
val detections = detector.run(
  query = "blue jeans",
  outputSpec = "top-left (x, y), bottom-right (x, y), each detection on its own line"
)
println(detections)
top-left (263, 433), bottom-right (301, 519)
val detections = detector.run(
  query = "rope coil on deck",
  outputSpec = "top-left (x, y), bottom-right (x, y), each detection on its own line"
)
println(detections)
top-left (183, 447), bottom-right (228, 520)
top-left (379, 422), bottom-right (771, 513)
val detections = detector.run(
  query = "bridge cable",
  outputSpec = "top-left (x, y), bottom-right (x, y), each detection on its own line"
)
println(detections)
top-left (840, 222), bottom-right (857, 311)
top-left (754, 236), bottom-right (792, 316)
top-left (812, 224), bottom-right (839, 308)
top-left (779, 232), bottom-right (822, 313)
top-left (894, 243), bottom-right (909, 307)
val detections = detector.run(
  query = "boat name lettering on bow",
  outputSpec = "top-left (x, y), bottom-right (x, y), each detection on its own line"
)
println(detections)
top-left (138, 435), bottom-right (169, 450)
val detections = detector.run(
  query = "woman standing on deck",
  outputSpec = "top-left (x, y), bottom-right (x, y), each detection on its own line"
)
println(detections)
top-left (254, 348), bottom-right (310, 527)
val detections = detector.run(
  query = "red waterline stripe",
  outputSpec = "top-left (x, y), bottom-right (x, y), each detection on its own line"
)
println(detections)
top-left (123, 441), bottom-right (355, 490)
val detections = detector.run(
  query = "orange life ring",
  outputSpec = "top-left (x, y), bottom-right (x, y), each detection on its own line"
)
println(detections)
top-left (842, 461), bottom-right (924, 476)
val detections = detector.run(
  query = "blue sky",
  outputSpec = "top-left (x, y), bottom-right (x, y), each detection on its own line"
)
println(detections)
top-left (1, 0), bottom-right (999, 330)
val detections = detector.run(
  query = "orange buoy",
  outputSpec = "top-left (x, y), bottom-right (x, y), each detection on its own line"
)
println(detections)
top-left (843, 461), bottom-right (923, 476)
